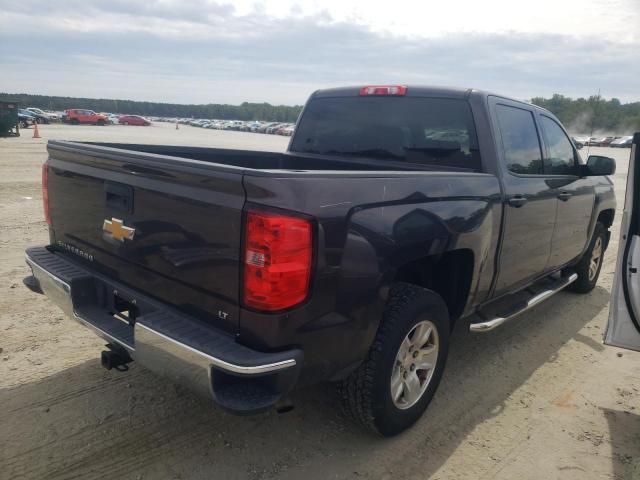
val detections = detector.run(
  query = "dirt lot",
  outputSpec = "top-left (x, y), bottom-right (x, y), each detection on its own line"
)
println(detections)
top-left (0, 123), bottom-right (638, 480)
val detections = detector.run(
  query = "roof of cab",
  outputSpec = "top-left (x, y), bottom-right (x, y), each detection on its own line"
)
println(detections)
top-left (311, 85), bottom-right (475, 99)
top-left (310, 85), bottom-right (553, 116)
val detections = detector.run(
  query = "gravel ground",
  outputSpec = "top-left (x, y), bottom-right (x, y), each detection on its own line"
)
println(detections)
top-left (0, 122), bottom-right (638, 480)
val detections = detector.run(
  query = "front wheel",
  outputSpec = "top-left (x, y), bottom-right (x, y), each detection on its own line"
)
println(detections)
top-left (566, 222), bottom-right (607, 293)
top-left (339, 283), bottom-right (450, 436)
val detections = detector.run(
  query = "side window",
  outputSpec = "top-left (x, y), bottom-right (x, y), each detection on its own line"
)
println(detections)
top-left (540, 116), bottom-right (576, 175)
top-left (495, 105), bottom-right (544, 175)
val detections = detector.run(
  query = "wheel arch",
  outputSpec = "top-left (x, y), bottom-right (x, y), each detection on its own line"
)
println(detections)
top-left (597, 208), bottom-right (615, 229)
top-left (392, 249), bottom-right (475, 325)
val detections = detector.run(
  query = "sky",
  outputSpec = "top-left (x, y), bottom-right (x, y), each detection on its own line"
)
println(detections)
top-left (0, 0), bottom-right (638, 106)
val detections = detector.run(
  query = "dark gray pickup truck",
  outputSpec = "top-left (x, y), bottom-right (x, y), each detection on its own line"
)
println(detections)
top-left (24, 85), bottom-right (616, 435)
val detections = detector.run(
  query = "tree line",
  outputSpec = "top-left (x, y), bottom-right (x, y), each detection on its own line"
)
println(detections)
top-left (531, 94), bottom-right (640, 134)
top-left (0, 93), bottom-right (303, 122)
top-left (1, 91), bottom-right (638, 133)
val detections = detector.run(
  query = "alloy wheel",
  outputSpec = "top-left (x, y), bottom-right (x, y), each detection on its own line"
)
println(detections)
top-left (390, 320), bottom-right (439, 410)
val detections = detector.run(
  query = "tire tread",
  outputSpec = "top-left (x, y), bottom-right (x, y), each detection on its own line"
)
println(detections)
top-left (339, 283), bottom-right (423, 433)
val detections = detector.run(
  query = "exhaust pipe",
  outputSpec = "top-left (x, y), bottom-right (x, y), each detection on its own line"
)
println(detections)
top-left (101, 346), bottom-right (132, 372)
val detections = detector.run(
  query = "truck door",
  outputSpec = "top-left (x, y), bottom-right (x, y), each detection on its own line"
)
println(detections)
top-left (538, 114), bottom-right (596, 270)
top-left (490, 98), bottom-right (557, 296)
top-left (606, 133), bottom-right (640, 351)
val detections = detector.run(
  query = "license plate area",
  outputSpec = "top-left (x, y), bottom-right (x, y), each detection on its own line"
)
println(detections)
top-left (111, 291), bottom-right (140, 326)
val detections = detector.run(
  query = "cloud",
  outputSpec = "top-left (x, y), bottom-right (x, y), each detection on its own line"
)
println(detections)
top-left (0, 0), bottom-right (637, 105)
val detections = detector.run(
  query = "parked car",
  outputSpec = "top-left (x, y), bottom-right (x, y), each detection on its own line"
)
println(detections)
top-left (119, 115), bottom-right (151, 126)
top-left (24, 85), bottom-right (616, 436)
top-left (63, 109), bottom-right (108, 125)
top-left (46, 110), bottom-right (63, 121)
top-left (610, 136), bottom-right (633, 148)
top-left (588, 136), bottom-right (616, 146)
top-left (20, 108), bottom-right (48, 124)
top-left (225, 121), bottom-right (244, 131)
top-left (26, 108), bottom-right (53, 123)
top-left (17, 110), bottom-right (34, 128)
top-left (255, 122), bottom-right (279, 133)
top-left (571, 135), bottom-right (590, 149)
top-left (276, 124), bottom-right (295, 136)
top-left (266, 123), bottom-right (287, 134)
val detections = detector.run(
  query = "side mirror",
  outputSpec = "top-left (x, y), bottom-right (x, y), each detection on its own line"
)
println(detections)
top-left (586, 155), bottom-right (616, 176)
top-left (575, 143), bottom-right (583, 150)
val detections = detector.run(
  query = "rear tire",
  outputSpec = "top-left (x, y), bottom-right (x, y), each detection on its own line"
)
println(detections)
top-left (97, 120), bottom-right (105, 126)
top-left (339, 283), bottom-right (450, 436)
top-left (70, 118), bottom-right (79, 125)
top-left (566, 222), bottom-right (606, 293)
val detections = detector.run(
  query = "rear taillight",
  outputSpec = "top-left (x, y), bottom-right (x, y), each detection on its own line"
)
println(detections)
top-left (359, 85), bottom-right (407, 96)
top-left (243, 210), bottom-right (312, 311)
top-left (42, 162), bottom-right (51, 225)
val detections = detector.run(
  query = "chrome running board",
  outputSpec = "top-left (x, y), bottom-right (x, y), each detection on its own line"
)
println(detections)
top-left (470, 273), bottom-right (578, 333)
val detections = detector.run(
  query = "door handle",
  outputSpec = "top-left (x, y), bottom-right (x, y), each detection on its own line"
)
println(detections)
top-left (508, 195), bottom-right (528, 208)
top-left (557, 191), bottom-right (573, 201)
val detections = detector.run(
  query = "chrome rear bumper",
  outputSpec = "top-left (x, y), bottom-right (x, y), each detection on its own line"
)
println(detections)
top-left (25, 246), bottom-right (302, 413)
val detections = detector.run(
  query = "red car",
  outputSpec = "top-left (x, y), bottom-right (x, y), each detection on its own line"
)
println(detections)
top-left (119, 115), bottom-right (151, 126)
top-left (64, 109), bottom-right (108, 125)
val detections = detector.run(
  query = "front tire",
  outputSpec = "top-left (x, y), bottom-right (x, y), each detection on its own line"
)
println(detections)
top-left (339, 283), bottom-right (450, 436)
top-left (566, 222), bottom-right (607, 293)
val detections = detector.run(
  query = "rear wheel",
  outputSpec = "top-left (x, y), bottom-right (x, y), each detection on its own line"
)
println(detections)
top-left (566, 222), bottom-right (606, 293)
top-left (339, 283), bottom-right (449, 436)
top-left (70, 118), bottom-right (79, 125)
top-left (122, 121), bottom-right (128, 125)
top-left (97, 120), bottom-right (105, 126)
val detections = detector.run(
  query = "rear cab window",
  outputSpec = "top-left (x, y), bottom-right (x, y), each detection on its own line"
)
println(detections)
top-left (290, 96), bottom-right (481, 171)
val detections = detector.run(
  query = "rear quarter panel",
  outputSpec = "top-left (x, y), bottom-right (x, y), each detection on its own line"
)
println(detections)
top-left (241, 171), bottom-right (502, 383)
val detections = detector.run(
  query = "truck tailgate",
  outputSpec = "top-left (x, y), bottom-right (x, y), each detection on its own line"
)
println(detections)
top-left (45, 141), bottom-right (245, 333)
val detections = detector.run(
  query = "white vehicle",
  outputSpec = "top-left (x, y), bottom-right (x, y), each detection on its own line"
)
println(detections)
top-left (47, 110), bottom-right (63, 120)
top-left (607, 134), bottom-right (640, 350)
top-left (572, 135), bottom-right (591, 148)
top-left (610, 136), bottom-right (634, 148)
top-left (27, 107), bottom-right (58, 120)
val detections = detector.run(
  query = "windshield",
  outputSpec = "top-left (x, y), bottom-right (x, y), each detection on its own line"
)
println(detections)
top-left (290, 96), bottom-right (481, 170)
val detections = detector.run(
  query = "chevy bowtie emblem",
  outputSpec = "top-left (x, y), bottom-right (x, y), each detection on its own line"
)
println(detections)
top-left (103, 218), bottom-right (135, 242)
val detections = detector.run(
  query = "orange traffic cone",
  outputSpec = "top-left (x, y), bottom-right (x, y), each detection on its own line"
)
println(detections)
top-left (32, 121), bottom-right (41, 139)
top-left (175, 121), bottom-right (179, 130)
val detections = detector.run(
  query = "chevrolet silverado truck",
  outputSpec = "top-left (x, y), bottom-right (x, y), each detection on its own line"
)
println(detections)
top-left (24, 86), bottom-right (617, 436)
